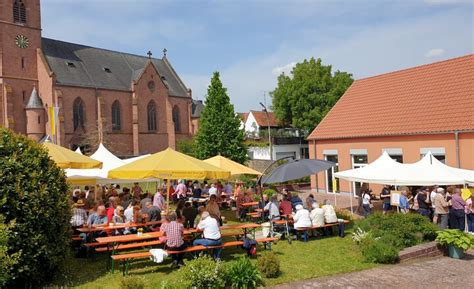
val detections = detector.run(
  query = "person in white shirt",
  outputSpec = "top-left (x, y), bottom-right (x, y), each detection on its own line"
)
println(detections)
top-left (310, 202), bottom-right (325, 227)
top-left (208, 184), bottom-right (218, 197)
top-left (322, 200), bottom-right (338, 223)
top-left (193, 211), bottom-right (222, 260)
top-left (264, 195), bottom-right (280, 220)
top-left (430, 186), bottom-right (438, 224)
top-left (292, 204), bottom-right (312, 229)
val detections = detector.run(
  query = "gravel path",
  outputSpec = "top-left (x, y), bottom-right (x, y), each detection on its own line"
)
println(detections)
top-left (270, 250), bottom-right (474, 289)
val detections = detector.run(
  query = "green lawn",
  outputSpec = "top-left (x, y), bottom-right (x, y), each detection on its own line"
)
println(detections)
top-left (52, 210), bottom-right (377, 288)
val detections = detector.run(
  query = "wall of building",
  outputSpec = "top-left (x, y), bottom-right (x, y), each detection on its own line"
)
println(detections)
top-left (244, 112), bottom-right (259, 135)
top-left (249, 143), bottom-right (309, 160)
top-left (309, 132), bottom-right (474, 195)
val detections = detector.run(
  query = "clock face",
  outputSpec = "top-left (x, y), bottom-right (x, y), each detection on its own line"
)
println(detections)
top-left (15, 35), bottom-right (29, 49)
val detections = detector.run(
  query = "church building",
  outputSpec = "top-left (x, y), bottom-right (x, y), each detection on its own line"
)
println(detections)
top-left (0, 0), bottom-right (194, 157)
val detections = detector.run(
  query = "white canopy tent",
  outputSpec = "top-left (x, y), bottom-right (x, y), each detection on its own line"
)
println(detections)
top-left (74, 147), bottom-right (83, 155)
top-left (123, 154), bottom-right (151, 164)
top-left (335, 152), bottom-right (470, 186)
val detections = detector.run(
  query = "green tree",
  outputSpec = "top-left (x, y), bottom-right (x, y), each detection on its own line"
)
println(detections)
top-left (0, 128), bottom-right (71, 287)
top-left (195, 72), bottom-right (248, 163)
top-left (271, 57), bottom-right (353, 133)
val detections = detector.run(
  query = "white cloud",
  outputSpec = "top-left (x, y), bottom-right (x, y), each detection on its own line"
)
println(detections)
top-left (425, 48), bottom-right (446, 57)
top-left (272, 62), bottom-right (297, 76)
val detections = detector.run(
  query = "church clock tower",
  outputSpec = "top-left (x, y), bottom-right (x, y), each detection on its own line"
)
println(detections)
top-left (0, 0), bottom-right (42, 133)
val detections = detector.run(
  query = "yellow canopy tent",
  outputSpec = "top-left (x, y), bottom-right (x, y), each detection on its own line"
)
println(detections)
top-left (204, 155), bottom-right (262, 176)
top-left (43, 141), bottom-right (102, 169)
top-left (108, 147), bottom-right (230, 209)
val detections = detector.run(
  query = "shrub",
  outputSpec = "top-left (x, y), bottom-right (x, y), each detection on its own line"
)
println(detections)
top-left (257, 251), bottom-right (280, 278)
top-left (177, 256), bottom-right (226, 289)
top-left (436, 229), bottom-right (474, 251)
top-left (360, 237), bottom-right (399, 264)
top-left (225, 256), bottom-right (263, 288)
top-left (0, 217), bottom-right (21, 288)
top-left (0, 129), bottom-right (71, 287)
top-left (262, 188), bottom-right (277, 198)
top-left (336, 208), bottom-right (353, 222)
top-left (120, 276), bottom-right (145, 289)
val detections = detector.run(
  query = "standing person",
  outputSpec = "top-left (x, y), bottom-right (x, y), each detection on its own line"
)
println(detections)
top-left (362, 190), bottom-right (372, 217)
top-left (434, 188), bottom-right (449, 229)
top-left (449, 188), bottom-right (466, 230)
top-left (466, 195), bottom-right (474, 234)
top-left (430, 186), bottom-right (438, 224)
top-left (174, 180), bottom-right (187, 202)
top-left (162, 212), bottom-right (187, 268)
top-left (380, 185), bottom-right (391, 215)
top-left (153, 189), bottom-right (167, 212)
top-left (132, 183), bottom-right (143, 199)
top-left (194, 211), bottom-right (222, 261)
top-left (417, 188), bottom-right (431, 218)
top-left (399, 191), bottom-right (410, 214)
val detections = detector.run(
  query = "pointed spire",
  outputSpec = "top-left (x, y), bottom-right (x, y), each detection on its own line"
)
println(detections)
top-left (25, 86), bottom-right (44, 109)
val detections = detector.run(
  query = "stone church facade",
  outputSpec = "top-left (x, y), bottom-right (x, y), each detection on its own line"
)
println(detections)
top-left (0, 0), bottom-right (194, 157)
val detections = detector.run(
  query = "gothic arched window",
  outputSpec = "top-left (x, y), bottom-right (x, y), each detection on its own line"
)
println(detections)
top-left (73, 97), bottom-right (85, 131)
top-left (172, 105), bottom-right (180, 133)
top-left (111, 100), bottom-right (121, 131)
top-left (13, 0), bottom-right (26, 24)
top-left (147, 100), bottom-right (157, 132)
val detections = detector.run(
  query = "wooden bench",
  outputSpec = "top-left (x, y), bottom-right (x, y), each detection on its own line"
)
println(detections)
top-left (295, 220), bottom-right (350, 242)
top-left (72, 236), bottom-right (83, 242)
top-left (111, 237), bottom-right (279, 275)
top-left (96, 240), bottom-right (163, 253)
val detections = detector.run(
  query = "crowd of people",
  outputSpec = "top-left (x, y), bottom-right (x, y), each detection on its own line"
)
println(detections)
top-left (361, 185), bottom-right (474, 233)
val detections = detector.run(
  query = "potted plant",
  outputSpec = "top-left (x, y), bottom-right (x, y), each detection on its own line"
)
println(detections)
top-left (137, 228), bottom-right (144, 237)
top-left (436, 229), bottom-right (473, 259)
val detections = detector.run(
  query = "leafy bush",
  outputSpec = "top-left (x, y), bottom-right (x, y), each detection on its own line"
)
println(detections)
top-left (356, 213), bottom-right (437, 250)
top-left (262, 188), bottom-right (277, 198)
top-left (359, 236), bottom-right (399, 264)
top-left (0, 217), bottom-right (20, 288)
top-left (436, 229), bottom-right (474, 251)
top-left (120, 276), bottom-right (145, 289)
top-left (0, 129), bottom-right (71, 287)
top-left (336, 208), bottom-right (353, 222)
top-left (257, 251), bottom-right (280, 278)
top-left (177, 256), bottom-right (226, 289)
top-left (225, 256), bottom-right (263, 288)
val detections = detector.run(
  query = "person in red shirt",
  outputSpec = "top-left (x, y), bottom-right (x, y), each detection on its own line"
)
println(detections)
top-left (106, 198), bottom-right (117, 224)
top-left (163, 212), bottom-right (187, 268)
top-left (279, 193), bottom-right (293, 217)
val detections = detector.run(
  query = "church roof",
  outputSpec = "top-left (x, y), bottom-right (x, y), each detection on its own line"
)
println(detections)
top-left (25, 87), bottom-right (43, 109)
top-left (41, 38), bottom-right (189, 97)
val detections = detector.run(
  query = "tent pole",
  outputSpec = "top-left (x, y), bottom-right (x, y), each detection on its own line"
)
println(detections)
top-left (166, 180), bottom-right (171, 214)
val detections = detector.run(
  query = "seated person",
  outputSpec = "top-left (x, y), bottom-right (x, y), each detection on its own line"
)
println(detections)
top-left (206, 195), bottom-right (222, 225)
top-left (292, 204), bottom-right (312, 229)
top-left (193, 211), bottom-right (222, 260)
top-left (279, 194), bottom-right (293, 217)
top-left (86, 205), bottom-right (108, 238)
top-left (112, 205), bottom-right (126, 235)
top-left (264, 194), bottom-right (280, 220)
top-left (290, 193), bottom-right (304, 210)
top-left (309, 202), bottom-right (325, 227)
top-left (322, 200), bottom-right (338, 223)
top-left (183, 201), bottom-right (198, 228)
top-left (259, 194), bottom-right (269, 210)
top-left (71, 199), bottom-right (88, 231)
top-left (162, 212), bottom-right (187, 268)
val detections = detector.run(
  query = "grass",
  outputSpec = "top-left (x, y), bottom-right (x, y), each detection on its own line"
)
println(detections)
top-left (51, 210), bottom-right (377, 288)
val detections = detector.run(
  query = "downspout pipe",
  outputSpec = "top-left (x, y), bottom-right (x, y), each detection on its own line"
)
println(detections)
top-left (455, 131), bottom-right (460, 168)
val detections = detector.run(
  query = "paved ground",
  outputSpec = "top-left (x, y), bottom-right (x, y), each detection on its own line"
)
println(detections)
top-left (270, 250), bottom-right (474, 289)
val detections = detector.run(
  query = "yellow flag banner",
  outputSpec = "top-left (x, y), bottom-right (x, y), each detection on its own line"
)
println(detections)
top-left (49, 106), bottom-right (59, 136)
top-left (332, 178), bottom-right (338, 192)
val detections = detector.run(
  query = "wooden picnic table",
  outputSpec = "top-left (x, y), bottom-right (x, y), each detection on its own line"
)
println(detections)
top-left (241, 201), bottom-right (259, 207)
top-left (77, 221), bottom-right (162, 233)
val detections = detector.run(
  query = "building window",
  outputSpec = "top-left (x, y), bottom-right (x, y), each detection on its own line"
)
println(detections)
top-left (325, 155), bottom-right (339, 193)
top-left (300, 147), bottom-right (309, 159)
top-left (21, 57), bottom-right (25, 69)
top-left (147, 100), bottom-right (157, 131)
top-left (73, 97), bottom-right (85, 131)
top-left (13, 0), bottom-right (26, 24)
top-left (390, 155), bottom-right (403, 163)
top-left (352, 154), bottom-right (368, 196)
top-left (37, 116), bottom-right (41, 124)
top-left (148, 81), bottom-right (155, 92)
top-left (172, 105), bottom-right (180, 132)
top-left (111, 100), bottom-right (121, 131)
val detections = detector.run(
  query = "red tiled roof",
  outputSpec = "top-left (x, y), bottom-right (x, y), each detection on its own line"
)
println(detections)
top-left (250, 110), bottom-right (280, 127)
top-left (238, 112), bottom-right (249, 123)
top-left (308, 55), bottom-right (474, 140)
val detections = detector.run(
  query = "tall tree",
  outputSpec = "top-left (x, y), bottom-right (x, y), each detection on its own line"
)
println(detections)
top-left (195, 72), bottom-right (248, 163)
top-left (271, 58), bottom-right (353, 133)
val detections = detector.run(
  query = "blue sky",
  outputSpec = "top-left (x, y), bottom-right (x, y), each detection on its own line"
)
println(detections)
top-left (41, 0), bottom-right (473, 112)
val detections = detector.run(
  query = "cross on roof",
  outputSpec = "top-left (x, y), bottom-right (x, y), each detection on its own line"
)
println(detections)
top-left (163, 48), bottom-right (167, 57)
top-left (147, 50), bottom-right (152, 59)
